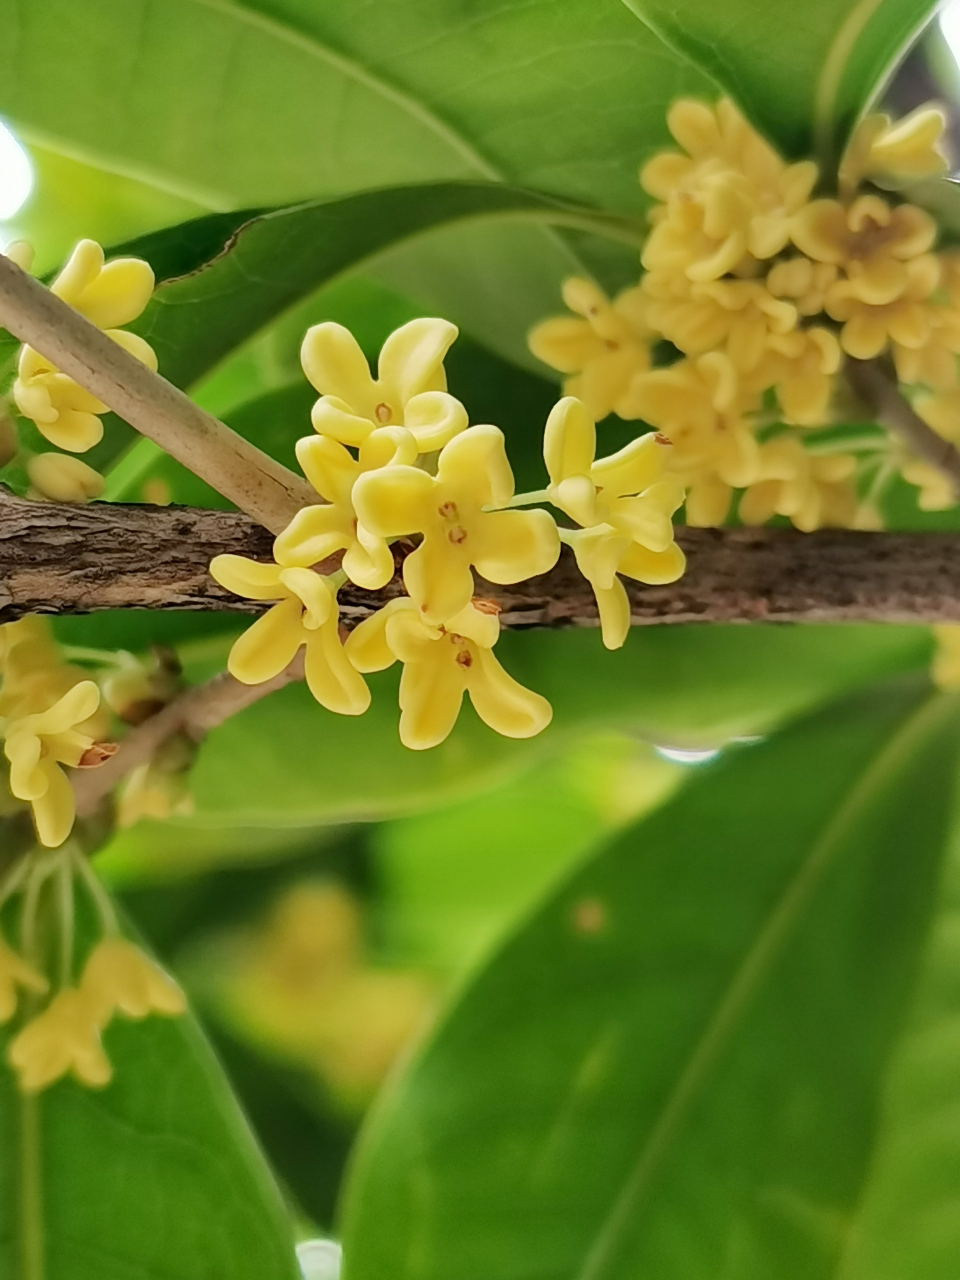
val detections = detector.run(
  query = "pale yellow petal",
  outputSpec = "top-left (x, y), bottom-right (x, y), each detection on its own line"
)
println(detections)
top-left (342, 524), bottom-right (395, 590)
top-left (301, 323), bottom-right (374, 405)
top-left (528, 316), bottom-right (603, 373)
top-left (543, 396), bottom-right (596, 485)
top-left (278, 568), bottom-right (334, 629)
top-left (345, 599), bottom-right (411, 672)
top-left (32, 760), bottom-right (76, 848)
top-left (5, 732), bottom-right (45, 800)
top-left (274, 505), bottom-right (350, 569)
top-left (398, 653), bottom-right (466, 750)
top-left (592, 578), bottom-right (631, 651)
top-left (51, 240), bottom-right (104, 306)
top-left (378, 318), bottom-right (457, 404)
top-left (591, 432), bottom-right (666, 497)
top-left (33, 680), bottom-right (100, 735)
top-left (352, 465), bottom-right (436, 537)
top-left (468, 647), bottom-right (553, 737)
top-left (310, 396), bottom-right (377, 446)
top-left (358, 426), bottom-right (419, 470)
top-left (438, 425), bottom-right (514, 508)
top-left (445, 600), bottom-right (501, 648)
top-left (227, 599), bottom-right (304, 685)
top-left (470, 509), bottom-right (560, 584)
top-left (402, 391), bottom-right (468, 452)
top-left (36, 407), bottom-right (104, 454)
top-left (569, 525), bottom-right (631, 591)
top-left (618, 540), bottom-right (687, 585)
top-left (209, 554), bottom-right (285, 601)
top-left (294, 433), bottom-right (358, 504)
top-left (79, 258), bottom-right (155, 328)
top-left (402, 532), bottom-right (474, 625)
top-left (108, 329), bottom-right (158, 371)
top-left (304, 620), bottom-right (371, 716)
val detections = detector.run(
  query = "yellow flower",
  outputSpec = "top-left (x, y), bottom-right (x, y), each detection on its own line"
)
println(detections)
top-left (739, 436), bottom-right (858, 531)
top-left (766, 257), bottom-right (839, 317)
top-left (527, 278), bottom-right (652, 420)
top-left (932, 624), bottom-right (960, 690)
top-left (641, 97), bottom-right (818, 280)
top-left (8, 987), bottom-right (111, 1092)
top-left (791, 194), bottom-right (936, 306)
top-left (352, 425), bottom-right (560, 625)
top-left (0, 934), bottom-right (47, 1022)
top-left (209, 556), bottom-right (370, 716)
top-left (301, 318), bottom-right (467, 449)
top-left (543, 397), bottom-right (685, 648)
top-left (80, 938), bottom-right (186, 1025)
top-left (3, 680), bottom-right (103, 848)
top-left (347, 598), bottom-right (551, 749)
top-left (27, 453), bottom-right (105, 503)
top-left (273, 427), bottom-right (415, 590)
top-left (632, 354), bottom-right (763, 525)
top-left (826, 253), bottom-right (940, 359)
top-left (13, 240), bottom-right (157, 453)
top-left (750, 326), bottom-right (842, 426)
top-left (839, 106), bottom-right (949, 196)
top-left (900, 456), bottom-right (957, 511)
top-left (642, 273), bottom-right (796, 368)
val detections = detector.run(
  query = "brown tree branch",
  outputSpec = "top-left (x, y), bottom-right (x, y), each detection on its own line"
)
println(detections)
top-left (5, 489), bottom-right (960, 625)
top-left (846, 357), bottom-right (960, 495)
top-left (0, 254), bottom-right (315, 533)
top-left (72, 653), bottom-right (305, 818)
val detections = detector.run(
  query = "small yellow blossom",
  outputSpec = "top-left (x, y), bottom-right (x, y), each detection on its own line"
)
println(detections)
top-left (352, 425), bottom-right (560, 625)
top-left (544, 397), bottom-right (685, 647)
top-left (766, 257), bottom-right (839, 317)
top-left (302, 318), bottom-right (467, 449)
top-left (527, 278), bottom-right (652, 420)
top-left (932, 624), bottom-right (960, 690)
top-left (3, 680), bottom-right (103, 848)
top-left (209, 556), bottom-right (370, 716)
top-left (826, 253), bottom-right (940, 359)
top-left (900, 455), bottom-right (957, 511)
top-left (791, 194), bottom-right (936, 306)
top-left (274, 427), bottom-right (415, 590)
top-left (13, 240), bottom-right (157, 453)
top-left (839, 106), bottom-right (949, 196)
top-left (643, 273), bottom-right (796, 369)
top-left (8, 987), bottom-right (110, 1092)
top-left (347, 597), bottom-right (551, 749)
top-left (739, 436), bottom-right (858, 531)
top-left (27, 452), bottom-right (105, 503)
top-left (0, 934), bottom-right (47, 1022)
top-left (80, 938), bottom-right (186, 1025)
top-left (750, 326), bottom-right (843, 426)
top-left (641, 97), bottom-right (818, 280)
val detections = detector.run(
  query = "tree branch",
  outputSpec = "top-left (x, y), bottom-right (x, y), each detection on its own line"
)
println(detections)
top-left (5, 490), bottom-right (960, 625)
top-left (72, 653), bottom-right (305, 818)
top-left (846, 357), bottom-right (960, 495)
top-left (0, 254), bottom-right (315, 533)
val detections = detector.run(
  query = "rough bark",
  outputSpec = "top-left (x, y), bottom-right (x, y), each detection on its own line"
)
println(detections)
top-left (5, 490), bottom-right (960, 626)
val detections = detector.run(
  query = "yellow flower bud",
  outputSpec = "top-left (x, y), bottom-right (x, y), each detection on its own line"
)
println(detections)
top-left (840, 106), bottom-right (949, 196)
top-left (8, 987), bottom-right (111, 1093)
top-left (27, 452), bottom-right (105, 503)
top-left (80, 938), bottom-right (186, 1025)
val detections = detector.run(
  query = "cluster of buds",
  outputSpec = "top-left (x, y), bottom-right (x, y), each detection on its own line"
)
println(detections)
top-left (4, 238), bottom-right (155, 505)
top-left (0, 841), bottom-right (184, 1093)
top-left (530, 98), bottom-right (960, 529)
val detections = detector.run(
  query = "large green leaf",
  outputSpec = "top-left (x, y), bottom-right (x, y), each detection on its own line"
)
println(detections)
top-left (338, 677), bottom-right (960, 1280)
top-left (172, 623), bottom-right (929, 829)
top-left (620, 0), bottom-right (939, 162)
top-left (0, 928), bottom-right (299, 1278)
top-left (0, 0), bottom-right (712, 363)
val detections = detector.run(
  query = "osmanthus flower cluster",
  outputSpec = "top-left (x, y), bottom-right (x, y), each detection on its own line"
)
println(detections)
top-left (0, 840), bottom-right (184, 1093)
top-left (4, 237), bottom-right (156, 505)
top-left (530, 97), bottom-right (960, 528)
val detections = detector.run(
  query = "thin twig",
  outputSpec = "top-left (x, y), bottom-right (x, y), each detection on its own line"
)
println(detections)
top-left (71, 653), bottom-right (305, 818)
top-left (0, 253), bottom-right (315, 533)
top-left (846, 357), bottom-right (960, 496)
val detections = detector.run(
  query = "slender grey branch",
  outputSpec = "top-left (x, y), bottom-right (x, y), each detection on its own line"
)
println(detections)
top-left (846, 357), bottom-right (960, 495)
top-left (0, 253), bottom-right (315, 533)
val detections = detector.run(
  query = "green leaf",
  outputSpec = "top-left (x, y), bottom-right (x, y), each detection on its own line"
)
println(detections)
top-left (0, 941), bottom-right (298, 1278)
top-left (620, 0), bottom-right (939, 163)
top-left (169, 622), bottom-right (929, 830)
top-left (338, 677), bottom-right (960, 1280)
top-left (0, 0), bottom-right (713, 364)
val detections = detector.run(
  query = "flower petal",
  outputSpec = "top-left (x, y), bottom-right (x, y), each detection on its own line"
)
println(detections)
top-left (352, 465), bottom-right (436, 538)
top-left (470, 509), bottom-right (560, 584)
top-left (32, 759), bottom-right (76, 848)
top-left (209, 554), bottom-right (285, 601)
top-left (569, 525), bottom-right (630, 591)
top-left (227, 599), bottom-right (304, 685)
top-left (304, 620), bottom-right (371, 716)
top-left (51, 240), bottom-right (104, 306)
top-left (403, 391), bottom-right (468, 452)
top-left (358, 426), bottom-right (419, 470)
top-left (35, 680), bottom-right (101, 735)
top-left (592, 578), bottom-right (631, 650)
top-left (36, 407), bottom-right (104, 454)
top-left (345, 599), bottom-right (412, 672)
top-left (528, 317), bottom-right (603, 373)
top-left (438, 424), bottom-right (515, 508)
top-left (278, 568), bottom-right (334, 629)
top-left (274, 505), bottom-right (350, 569)
top-left (378, 318), bottom-right (457, 404)
top-left (108, 329), bottom-right (159, 370)
top-left (294, 434), bottom-right (358, 503)
top-left (468, 647), bottom-right (553, 737)
top-left (311, 396), bottom-right (377, 446)
top-left (301, 323), bottom-right (375, 407)
top-left (342, 524), bottom-right (395, 590)
top-left (402, 533), bottom-right (474, 625)
top-left (591, 432), bottom-right (667, 497)
top-left (398, 652), bottom-right (466, 750)
top-left (543, 396), bottom-right (596, 486)
top-left (618, 539), bottom-right (687, 584)
top-left (79, 258), bottom-right (155, 328)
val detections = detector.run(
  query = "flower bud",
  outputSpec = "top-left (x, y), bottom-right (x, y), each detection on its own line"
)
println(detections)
top-left (27, 452), bottom-right (104, 503)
